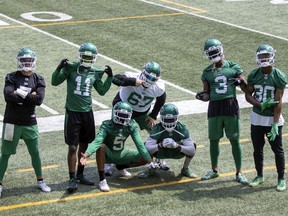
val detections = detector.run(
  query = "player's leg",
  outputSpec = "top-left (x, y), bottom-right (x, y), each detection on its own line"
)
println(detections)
top-left (0, 124), bottom-right (21, 196)
top-left (224, 116), bottom-right (248, 184)
top-left (201, 117), bottom-right (222, 180)
top-left (64, 110), bottom-right (80, 193)
top-left (180, 142), bottom-right (197, 178)
top-left (24, 125), bottom-right (51, 192)
top-left (249, 125), bottom-right (266, 187)
top-left (268, 126), bottom-right (286, 191)
top-left (76, 111), bottom-right (95, 185)
top-left (135, 114), bottom-right (170, 171)
top-left (97, 144), bottom-right (110, 192)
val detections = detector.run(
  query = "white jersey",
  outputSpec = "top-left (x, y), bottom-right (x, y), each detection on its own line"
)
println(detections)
top-left (119, 71), bottom-right (165, 112)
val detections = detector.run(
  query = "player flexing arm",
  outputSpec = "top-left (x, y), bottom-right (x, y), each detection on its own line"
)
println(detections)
top-left (51, 42), bottom-right (113, 193)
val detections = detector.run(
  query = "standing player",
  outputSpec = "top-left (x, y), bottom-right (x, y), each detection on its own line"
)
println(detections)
top-left (0, 48), bottom-right (51, 197)
top-left (245, 44), bottom-right (287, 192)
top-left (51, 42), bottom-right (113, 193)
top-left (80, 101), bottom-right (155, 192)
top-left (197, 39), bottom-right (248, 184)
top-left (138, 103), bottom-right (197, 178)
top-left (104, 61), bottom-right (169, 175)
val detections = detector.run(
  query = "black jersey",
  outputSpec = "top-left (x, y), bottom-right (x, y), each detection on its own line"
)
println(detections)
top-left (3, 71), bottom-right (45, 126)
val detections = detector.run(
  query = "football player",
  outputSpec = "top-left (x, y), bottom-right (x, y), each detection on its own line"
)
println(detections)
top-left (104, 62), bottom-right (169, 176)
top-left (51, 42), bottom-right (113, 193)
top-left (138, 103), bottom-right (197, 178)
top-left (197, 39), bottom-right (248, 185)
top-left (0, 48), bottom-right (51, 197)
top-left (245, 44), bottom-right (287, 191)
top-left (80, 101), bottom-right (155, 192)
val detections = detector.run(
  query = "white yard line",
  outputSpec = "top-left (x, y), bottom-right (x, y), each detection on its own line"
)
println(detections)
top-left (1, 89), bottom-right (288, 138)
top-left (0, 13), bottom-right (196, 96)
top-left (140, 0), bottom-right (288, 42)
top-left (40, 104), bottom-right (59, 115)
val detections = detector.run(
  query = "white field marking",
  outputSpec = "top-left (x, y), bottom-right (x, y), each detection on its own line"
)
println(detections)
top-left (40, 104), bottom-right (59, 114)
top-left (0, 20), bottom-right (9, 26)
top-left (0, 13), bottom-right (196, 96)
top-left (140, 0), bottom-right (288, 42)
top-left (92, 99), bottom-right (109, 109)
top-left (1, 88), bottom-right (288, 137)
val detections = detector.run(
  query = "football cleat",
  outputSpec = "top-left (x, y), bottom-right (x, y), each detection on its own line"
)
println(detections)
top-left (76, 174), bottom-right (94, 185)
top-left (0, 185), bottom-right (3, 197)
top-left (155, 159), bottom-right (170, 171)
top-left (181, 168), bottom-right (197, 178)
top-left (67, 178), bottom-right (78, 193)
top-left (115, 169), bottom-right (132, 177)
top-left (276, 179), bottom-right (286, 192)
top-left (249, 176), bottom-right (265, 187)
top-left (236, 173), bottom-right (248, 185)
top-left (99, 179), bottom-right (110, 192)
top-left (37, 180), bottom-right (51, 192)
top-left (201, 170), bottom-right (219, 180)
top-left (138, 169), bottom-right (157, 178)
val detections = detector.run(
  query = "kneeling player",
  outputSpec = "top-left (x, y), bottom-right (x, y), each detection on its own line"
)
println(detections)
top-left (138, 103), bottom-right (197, 178)
top-left (80, 101), bottom-right (156, 192)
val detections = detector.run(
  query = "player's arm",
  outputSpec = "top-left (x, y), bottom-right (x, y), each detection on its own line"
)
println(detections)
top-left (245, 85), bottom-right (261, 108)
top-left (23, 76), bottom-right (45, 106)
top-left (196, 80), bottom-right (210, 101)
top-left (51, 59), bottom-right (70, 86)
top-left (145, 136), bottom-right (159, 155)
top-left (112, 74), bottom-right (137, 86)
top-left (131, 127), bottom-right (151, 161)
top-left (93, 75), bottom-right (113, 96)
top-left (149, 92), bottom-right (166, 120)
top-left (273, 88), bottom-right (284, 123)
top-left (4, 74), bottom-right (24, 104)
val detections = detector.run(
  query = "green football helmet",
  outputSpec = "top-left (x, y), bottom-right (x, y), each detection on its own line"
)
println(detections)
top-left (256, 44), bottom-right (275, 67)
top-left (160, 103), bottom-right (179, 132)
top-left (140, 61), bottom-right (161, 88)
top-left (203, 39), bottom-right (224, 63)
top-left (16, 48), bottom-right (37, 71)
top-left (112, 101), bottom-right (133, 126)
top-left (78, 42), bottom-right (98, 67)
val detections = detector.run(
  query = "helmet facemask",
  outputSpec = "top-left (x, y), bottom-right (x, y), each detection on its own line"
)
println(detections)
top-left (113, 109), bottom-right (132, 126)
top-left (17, 48), bottom-right (37, 72)
top-left (140, 70), bottom-right (160, 88)
top-left (256, 50), bottom-right (275, 68)
top-left (161, 114), bottom-right (178, 132)
top-left (79, 52), bottom-right (97, 68)
top-left (204, 46), bottom-right (224, 63)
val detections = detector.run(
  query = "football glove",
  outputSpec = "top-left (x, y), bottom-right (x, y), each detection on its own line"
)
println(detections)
top-left (196, 91), bottom-right (210, 101)
top-left (16, 88), bottom-right (28, 99)
top-left (104, 65), bottom-right (113, 77)
top-left (162, 138), bottom-right (179, 149)
top-left (57, 58), bottom-right (69, 71)
top-left (267, 123), bottom-right (279, 141)
top-left (260, 98), bottom-right (279, 112)
top-left (147, 162), bottom-right (159, 170)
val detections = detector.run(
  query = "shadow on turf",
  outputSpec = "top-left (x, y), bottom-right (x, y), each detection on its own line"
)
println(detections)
top-left (0, 166), bottom-right (275, 199)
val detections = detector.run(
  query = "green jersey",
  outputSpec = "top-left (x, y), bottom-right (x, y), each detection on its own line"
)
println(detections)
top-left (150, 122), bottom-right (190, 143)
top-left (85, 120), bottom-right (150, 160)
top-left (247, 67), bottom-right (287, 116)
top-left (201, 60), bottom-right (243, 101)
top-left (51, 62), bottom-right (113, 112)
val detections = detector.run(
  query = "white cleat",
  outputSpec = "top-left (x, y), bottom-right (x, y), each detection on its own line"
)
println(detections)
top-left (99, 179), bottom-right (110, 192)
top-left (37, 181), bottom-right (51, 192)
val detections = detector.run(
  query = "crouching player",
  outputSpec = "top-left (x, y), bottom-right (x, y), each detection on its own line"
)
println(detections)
top-left (80, 101), bottom-right (156, 192)
top-left (138, 103), bottom-right (197, 178)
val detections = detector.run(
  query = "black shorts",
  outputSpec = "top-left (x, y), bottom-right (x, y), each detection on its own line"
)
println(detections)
top-left (64, 109), bottom-right (95, 145)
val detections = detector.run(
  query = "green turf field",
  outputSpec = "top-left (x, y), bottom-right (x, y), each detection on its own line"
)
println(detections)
top-left (0, 0), bottom-right (288, 215)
